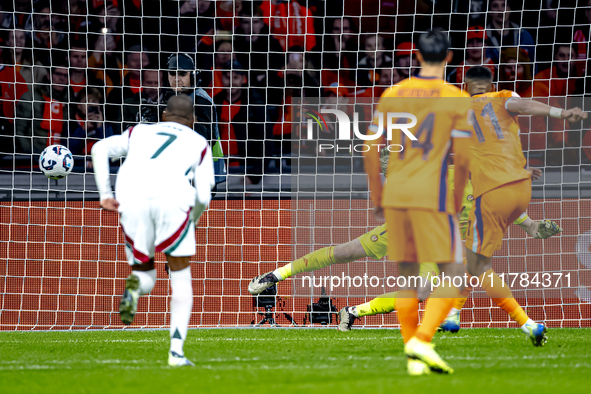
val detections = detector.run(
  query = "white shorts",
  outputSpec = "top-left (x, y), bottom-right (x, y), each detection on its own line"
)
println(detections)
top-left (119, 198), bottom-right (195, 265)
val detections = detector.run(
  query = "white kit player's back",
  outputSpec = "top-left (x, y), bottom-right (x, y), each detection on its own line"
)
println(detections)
top-left (116, 122), bottom-right (209, 208)
top-left (91, 114), bottom-right (215, 366)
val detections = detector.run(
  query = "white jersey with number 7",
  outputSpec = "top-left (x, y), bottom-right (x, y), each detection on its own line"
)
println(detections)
top-left (91, 121), bottom-right (215, 222)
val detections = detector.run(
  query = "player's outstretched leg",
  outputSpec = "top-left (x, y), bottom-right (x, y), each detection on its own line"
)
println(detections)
top-left (439, 219), bottom-right (561, 333)
top-left (337, 262), bottom-right (439, 331)
top-left (119, 274), bottom-right (140, 325)
top-left (479, 267), bottom-right (547, 346)
top-left (249, 245), bottom-right (338, 294)
top-left (466, 249), bottom-right (548, 347)
top-left (338, 293), bottom-right (397, 332)
top-left (119, 260), bottom-right (157, 325)
top-left (167, 255), bottom-right (195, 367)
top-left (404, 262), bottom-right (465, 375)
top-left (249, 225), bottom-right (387, 295)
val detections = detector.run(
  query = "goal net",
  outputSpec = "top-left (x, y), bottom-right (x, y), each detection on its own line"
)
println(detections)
top-left (1, 0), bottom-right (590, 330)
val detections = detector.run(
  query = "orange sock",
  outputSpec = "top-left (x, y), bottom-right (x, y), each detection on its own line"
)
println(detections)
top-left (453, 295), bottom-right (468, 310)
top-left (396, 290), bottom-right (419, 344)
top-left (479, 269), bottom-right (529, 326)
top-left (452, 283), bottom-right (473, 310)
top-left (415, 283), bottom-right (460, 342)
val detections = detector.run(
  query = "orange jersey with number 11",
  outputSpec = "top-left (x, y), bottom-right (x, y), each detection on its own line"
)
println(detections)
top-left (468, 90), bottom-right (531, 198)
top-left (372, 76), bottom-right (472, 215)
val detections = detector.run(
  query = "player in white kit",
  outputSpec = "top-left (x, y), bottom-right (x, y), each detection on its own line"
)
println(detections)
top-left (91, 95), bottom-right (214, 367)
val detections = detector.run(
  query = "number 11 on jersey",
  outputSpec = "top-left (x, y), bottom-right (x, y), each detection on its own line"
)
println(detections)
top-left (468, 103), bottom-right (504, 143)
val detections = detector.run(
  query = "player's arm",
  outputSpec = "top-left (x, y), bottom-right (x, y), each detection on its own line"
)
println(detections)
top-left (363, 123), bottom-right (386, 220)
top-left (90, 130), bottom-right (130, 211)
top-left (505, 98), bottom-right (588, 122)
top-left (192, 144), bottom-right (215, 224)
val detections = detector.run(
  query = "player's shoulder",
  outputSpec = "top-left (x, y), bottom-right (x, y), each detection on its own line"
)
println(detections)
top-left (160, 122), bottom-right (202, 138)
top-left (380, 80), bottom-right (409, 97)
top-left (483, 89), bottom-right (519, 99)
top-left (500, 89), bottom-right (520, 98)
top-left (123, 123), bottom-right (145, 139)
top-left (127, 123), bottom-right (145, 133)
top-left (383, 77), bottom-right (460, 96)
top-left (133, 122), bottom-right (208, 146)
top-left (441, 83), bottom-right (469, 97)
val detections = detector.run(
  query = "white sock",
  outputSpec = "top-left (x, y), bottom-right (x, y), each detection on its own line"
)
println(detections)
top-left (272, 269), bottom-right (283, 281)
top-left (520, 318), bottom-right (535, 334)
top-left (447, 307), bottom-right (460, 318)
top-left (133, 269), bottom-right (157, 295)
top-left (169, 266), bottom-right (193, 355)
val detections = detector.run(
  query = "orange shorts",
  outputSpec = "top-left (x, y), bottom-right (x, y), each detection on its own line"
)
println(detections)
top-left (384, 208), bottom-right (463, 263)
top-left (465, 179), bottom-right (531, 257)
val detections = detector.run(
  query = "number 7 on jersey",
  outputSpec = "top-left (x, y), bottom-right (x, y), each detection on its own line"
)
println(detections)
top-left (151, 132), bottom-right (178, 159)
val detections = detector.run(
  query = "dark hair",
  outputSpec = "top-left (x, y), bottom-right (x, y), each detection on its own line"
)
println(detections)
top-left (51, 66), bottom-right (68, 75)
top-left (126, 45), bottom-right (148, 62)
top-left (417, 28), bottom-right (449, 63)
top-left (222, 60), bottom-right (247, 75)
top-left (489, 0), bottom-right (518, 11)
top-left (68, 32), bottom-right (87, 49)
top-left (326, 16), bottom-right (357, 33)
top-left (239, 3), bottom-right (264, 18)
top-left (500, 48), bottom-right (532, 81)
top-left (142, 68), bottom-right (160, 78)
top-left (34, 0), bottom-right (50, 13)
top-left (553, 43), bottom-right (575, 57)
top-left (465, 65), bottom-right (493, 81)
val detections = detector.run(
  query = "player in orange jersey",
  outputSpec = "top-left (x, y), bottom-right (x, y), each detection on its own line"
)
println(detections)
top-left (462, 65), bottom-right (587, 345)
top-left (364, 29), bottom-right (473, 375)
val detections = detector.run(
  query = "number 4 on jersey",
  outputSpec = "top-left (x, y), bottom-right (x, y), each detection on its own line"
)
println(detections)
top-left (151, 132), bottom-right (177, 159)
top-left (400, 112), bottom-right (434, 160)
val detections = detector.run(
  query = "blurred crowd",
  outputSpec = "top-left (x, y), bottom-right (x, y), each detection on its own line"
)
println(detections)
top-left (1, 0), bottom-right (590, 179)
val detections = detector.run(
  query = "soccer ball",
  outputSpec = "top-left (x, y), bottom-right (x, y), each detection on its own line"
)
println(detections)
top-left (39, 145), bottom-right (74, 179)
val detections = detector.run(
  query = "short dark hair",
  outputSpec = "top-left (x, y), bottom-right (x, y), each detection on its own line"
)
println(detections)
top-left (327, 16), bottom-right (357, 33)
top-left (417, 28), bottom-right (450, 63)
top-left (465, 65), bottom-right (493, 81)
top-left (222, 60), bottom-right (247, 75)
top-left (553, 43), bottom-right (575, 56)
top-left (51, 66), bottom-right (68, 75)
top-left (489, 0), bottom-right (516, 11)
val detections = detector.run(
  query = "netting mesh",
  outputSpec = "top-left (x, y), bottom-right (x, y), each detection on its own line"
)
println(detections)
top-left (1, 0), bottom-right (591, 329)
top-left (1, 198), bottom-right (590, 329)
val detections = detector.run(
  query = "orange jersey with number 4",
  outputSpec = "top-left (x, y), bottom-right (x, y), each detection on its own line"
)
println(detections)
top-left (373, 76), bottom-right (472, 214)
top-left (468, 90), bottom-right (531, 198)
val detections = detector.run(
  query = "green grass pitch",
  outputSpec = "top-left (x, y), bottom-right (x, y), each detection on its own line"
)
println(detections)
top-left (1, 328), bottom-right (590, 394)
